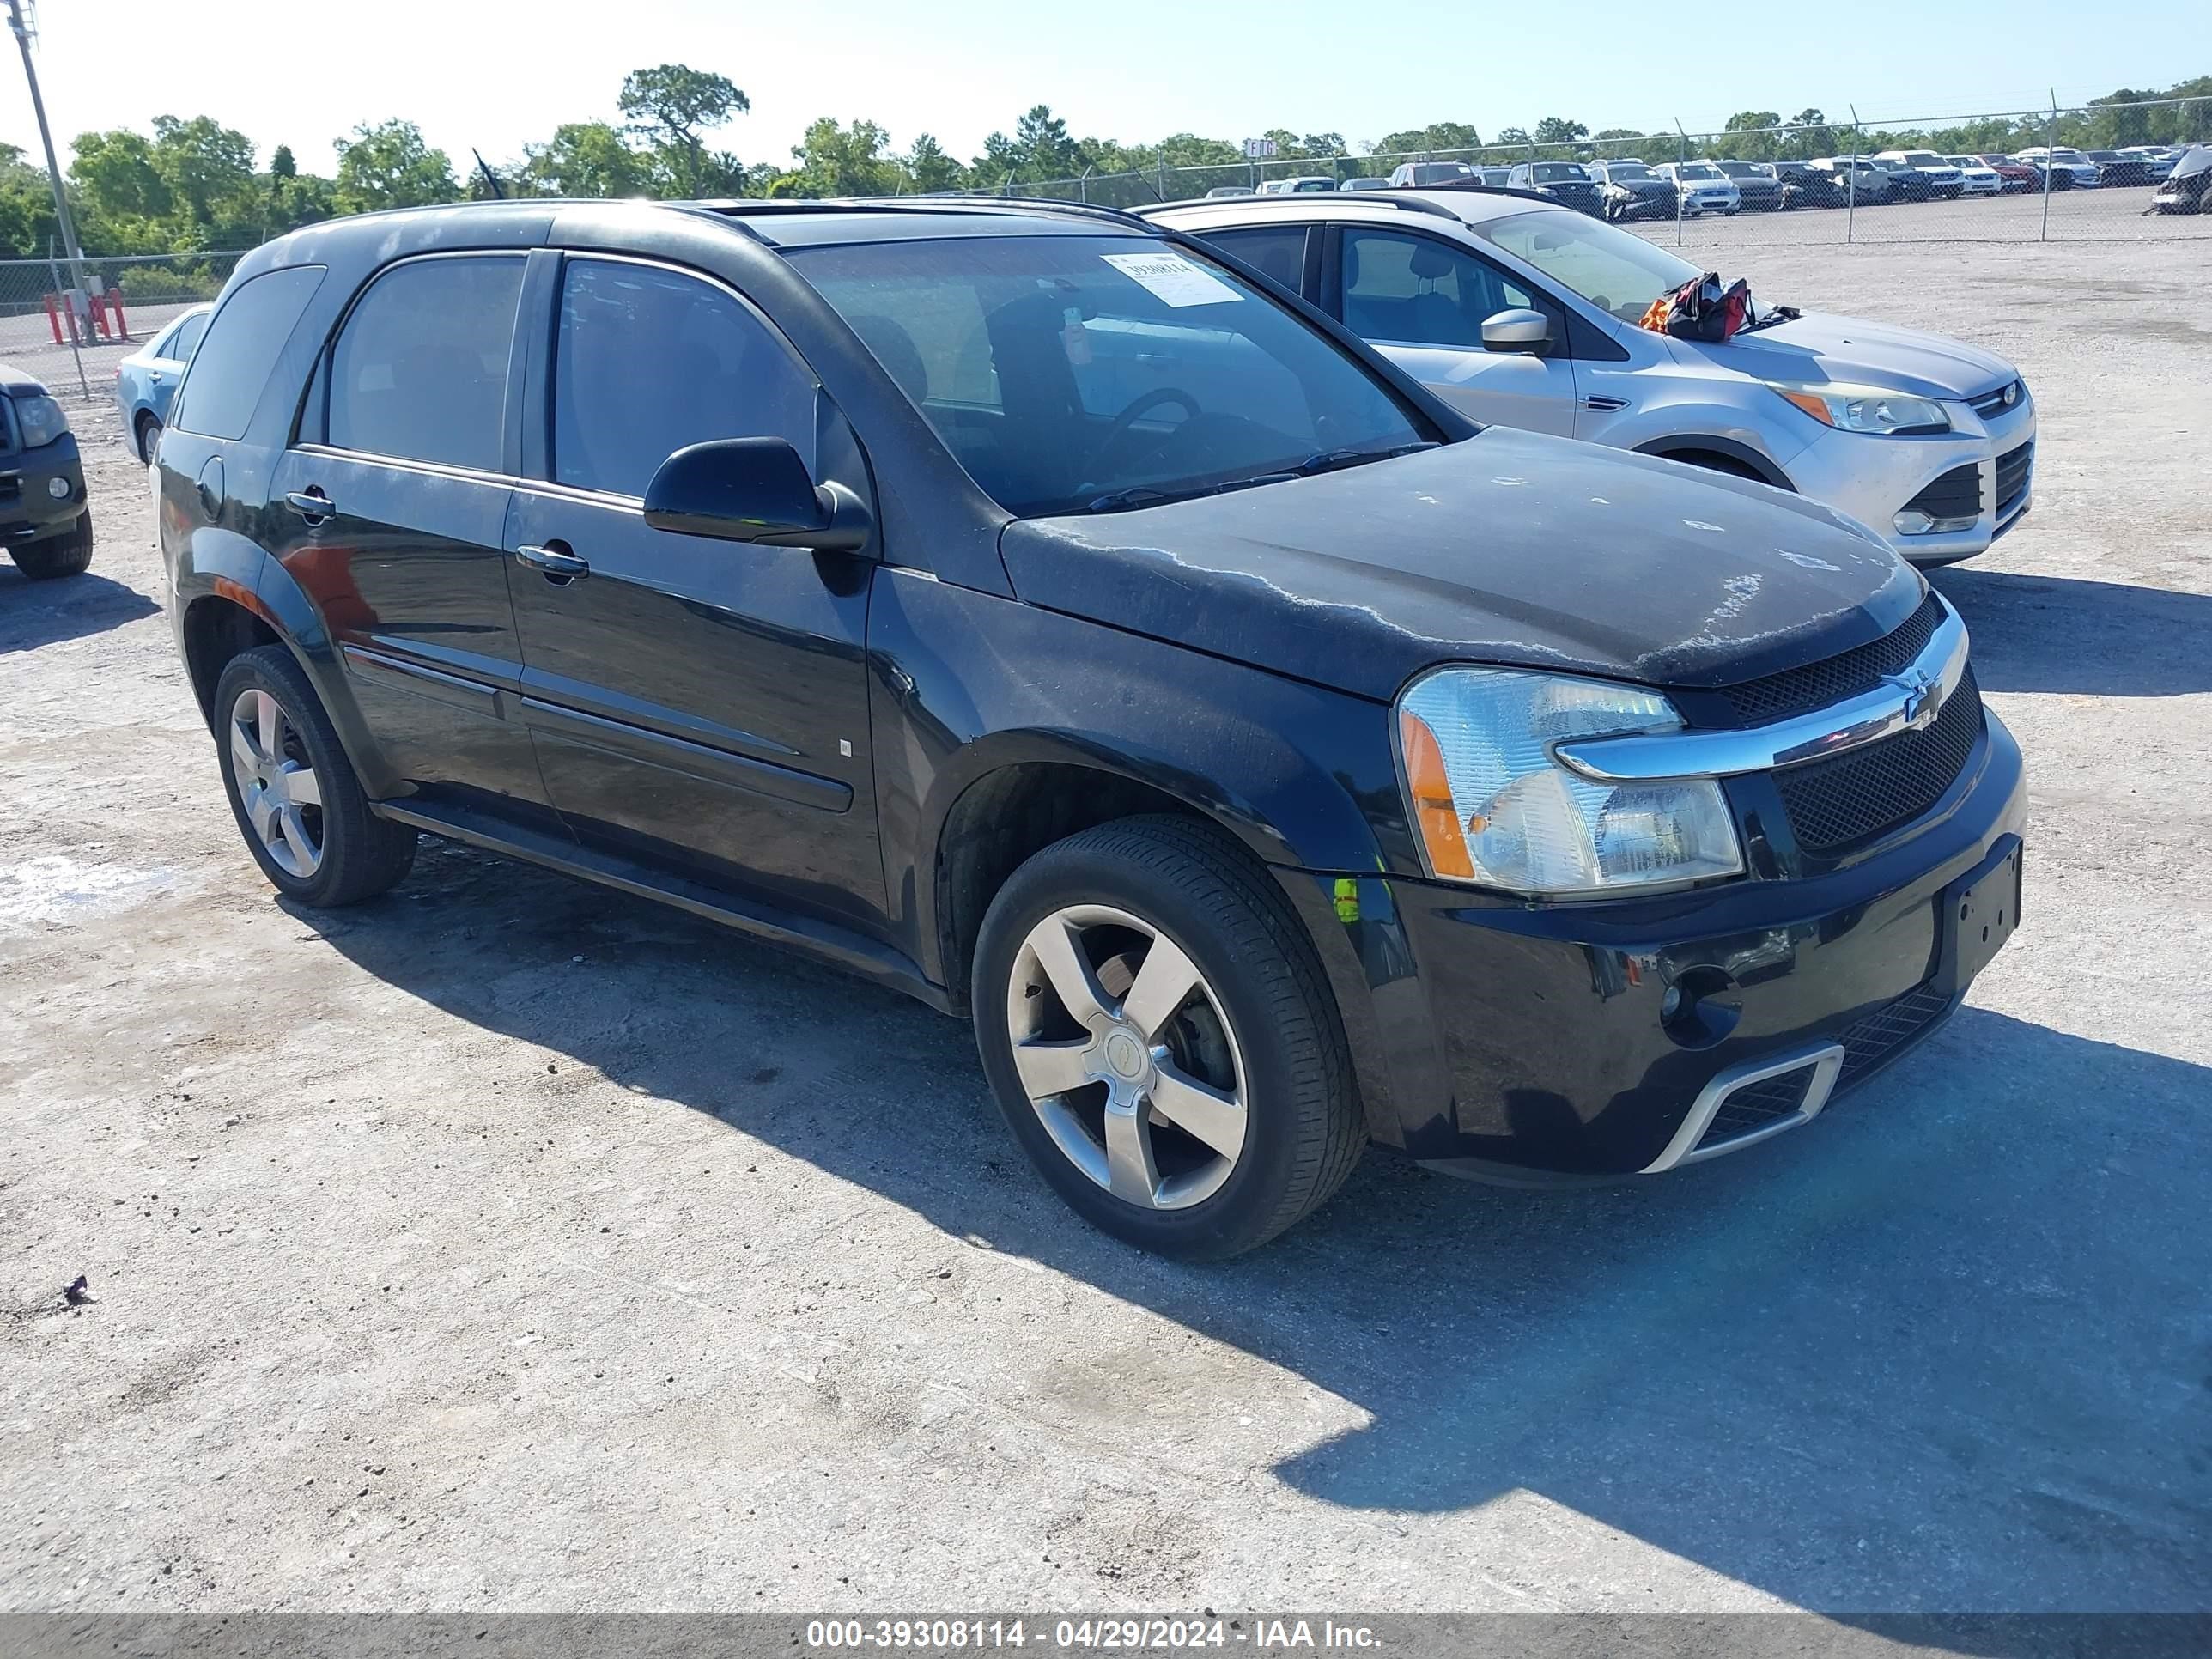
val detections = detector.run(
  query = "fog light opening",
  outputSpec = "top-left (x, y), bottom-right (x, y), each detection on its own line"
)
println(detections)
top-left (46, 476), bottom-right (70, 500)
top-left (1662, 966), bottom-right (1741, 1049)
top-left (1893, 507), bottom-right (1978, 537)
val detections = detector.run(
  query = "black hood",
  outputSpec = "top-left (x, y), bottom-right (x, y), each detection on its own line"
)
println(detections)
top-left (1001, 429), bottom-right (1925, 703)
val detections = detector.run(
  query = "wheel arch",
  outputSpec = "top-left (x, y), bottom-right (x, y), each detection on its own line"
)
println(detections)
top-left (1633, 432), bottom-right (1796, 489)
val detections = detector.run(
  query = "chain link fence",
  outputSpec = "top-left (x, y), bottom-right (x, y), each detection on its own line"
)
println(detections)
top-left (950, 94), bottom-right (2212, 251)
top-left (0, 251), bottom-right (243, 392)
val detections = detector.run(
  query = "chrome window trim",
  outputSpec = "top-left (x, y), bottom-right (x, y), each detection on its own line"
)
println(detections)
top-left (1642, 1040), bottom-right (1846, 1174)
top-left (1555, 594), bottom-right (1969, 783)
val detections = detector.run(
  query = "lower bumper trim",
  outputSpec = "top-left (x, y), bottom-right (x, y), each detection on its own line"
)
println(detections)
top-left (1643, 1042), bottom-right (1845, 1173)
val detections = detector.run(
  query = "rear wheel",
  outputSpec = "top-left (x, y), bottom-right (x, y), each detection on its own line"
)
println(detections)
top-left (211, 645), bottom-right (416, 907)
top-left (11, 507), bottom-right (93, 580)
top-left (973, 817), bottom-right (1364, 1259)
top-left (137, 413), bottom-right (162, 464)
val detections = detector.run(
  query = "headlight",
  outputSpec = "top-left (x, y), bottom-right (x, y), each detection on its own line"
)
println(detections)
top-left (11, 392), bottom-right (70, 448)
top-left (1771, 383), bottom-right (1949, 435)
top-left (1396, 667), bottom-right (1743, 896)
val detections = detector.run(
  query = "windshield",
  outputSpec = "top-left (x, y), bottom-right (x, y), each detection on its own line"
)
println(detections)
top-left (1604, 162), bottom-right (1654, 179)
top-left (1716, 162), bottom-right (1758, 177)
top-left (1528, 163), bottom-right (1589, 182)
top-left (791, 234), bottom-right (1431, 519)
top-left (1474, 209), bottom-right (1699, 325)
top-left (1676, 163), bottom-right (1723, 180)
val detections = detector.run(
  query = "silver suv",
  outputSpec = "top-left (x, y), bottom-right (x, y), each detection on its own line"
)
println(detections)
top-left (1148, 190), bottom-right (2035, 564)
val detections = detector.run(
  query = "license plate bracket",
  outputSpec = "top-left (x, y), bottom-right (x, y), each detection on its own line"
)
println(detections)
top-left (1934, 836), bottom-right (2022, 997)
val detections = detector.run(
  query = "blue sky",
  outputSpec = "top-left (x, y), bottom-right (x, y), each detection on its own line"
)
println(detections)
top-left (5, 0), bottom-right (2209, 178)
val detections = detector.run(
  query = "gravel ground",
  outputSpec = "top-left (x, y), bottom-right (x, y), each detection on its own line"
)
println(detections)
top-left (2, 237), bottom-right (2207, 1622)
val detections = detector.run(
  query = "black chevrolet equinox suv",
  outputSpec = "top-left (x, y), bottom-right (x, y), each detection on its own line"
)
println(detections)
top-left (159, 198), bottom-right (2026, 1257)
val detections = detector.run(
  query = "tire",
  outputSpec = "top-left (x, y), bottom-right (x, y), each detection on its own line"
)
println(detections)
top-left (1669, 451), bottom-right (1765, 483)
top-left (11, 507), bottom-right (93, 580)
top-left (137, 413), bottom-right (162, 464)
top-left (971, 816), bottom-right (1364, 1260)
top-left (211, 644), bottom-right (416, 907)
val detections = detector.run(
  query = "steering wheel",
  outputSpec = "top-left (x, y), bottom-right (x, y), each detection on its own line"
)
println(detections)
top-left (1093, 387), bottom-right (1200, 475)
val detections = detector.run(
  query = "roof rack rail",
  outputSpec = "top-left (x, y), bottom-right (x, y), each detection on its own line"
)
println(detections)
top-left (1140, 191), bottom-right (1464, 222)
top-left (678, 195), bottom-right (1156, 232)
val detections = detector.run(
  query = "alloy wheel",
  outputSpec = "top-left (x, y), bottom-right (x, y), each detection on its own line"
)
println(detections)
top-left (1004, 904), bottom-right (1249, 1210)
top-left (228, 686), bottom-right (325, 879)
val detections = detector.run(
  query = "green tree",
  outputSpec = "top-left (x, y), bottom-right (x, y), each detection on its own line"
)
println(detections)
top-left (332, 120), bottom-right (458, 214)
top-left (1786, 108), bottom-right (1838, 158)
top-left (1716, 109), bottom-right (1784, 161)
top-left (522, 121), bottom-right (655, 198)
top-left (775, 118), bottom-right (903, 197)
top-left (619, 64), bottom-right (748, 195)
top-left (69, 128), bottom-right (171, 250)
top-left (149, 115), bottom-right (258, 239)
top-left (902, 133), bottom-right (964, 193)
top-left (0, 143), bottom-right (60, 258)
top-left (1495, 125), bottom-right (1533, 148)
top-left (1533, 116), bottom-right (1588, 146)
top-left (1377, 121), bottom-right (1482, 155)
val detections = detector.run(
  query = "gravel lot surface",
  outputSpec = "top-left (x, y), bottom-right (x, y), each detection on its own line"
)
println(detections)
top-left (2, 238), bottom-right (2207, 1622)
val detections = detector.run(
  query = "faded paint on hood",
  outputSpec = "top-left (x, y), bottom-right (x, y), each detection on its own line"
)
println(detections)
top-left (1001, 428), bottom-right (1924, 703)
top-left (1714, 311), bottom-right (2017, 402)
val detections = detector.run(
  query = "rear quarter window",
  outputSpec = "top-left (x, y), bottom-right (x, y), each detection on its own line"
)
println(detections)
top-left (170, 265), bottom-right (326, 441)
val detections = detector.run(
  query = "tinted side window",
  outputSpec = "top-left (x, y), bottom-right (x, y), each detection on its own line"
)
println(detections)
top-left (1194, 227), bottom-right (1309, 296)
top-left (170, 310), bottom-right (211, 361)
top-left (171, 265), bottom-right (325, 441)
top-left (553, 258), bottom-right (816, 498)
top-left (1341, 229), bottom-right (1539, 349)
top-left (327, 256), bottom-right (523, 471)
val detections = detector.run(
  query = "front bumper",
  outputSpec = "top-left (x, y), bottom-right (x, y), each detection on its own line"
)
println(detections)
top-left (1279, 706), bottom-right (2027, 1180)
top-left (0, 431), bottom-right (88, 547)
top-left (1783, 384), bottom-right (2036, 565)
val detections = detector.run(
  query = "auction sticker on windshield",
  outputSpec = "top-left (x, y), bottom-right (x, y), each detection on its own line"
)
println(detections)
top-left (1101, 252), bottom-right (1241, 307)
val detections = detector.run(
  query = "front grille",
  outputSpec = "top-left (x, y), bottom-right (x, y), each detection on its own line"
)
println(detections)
top-left (1902, 463), bottom-right (1983, 520)
top-left (1700, 1068), bottom-right (1814, 1147)
top-left (1994, 440), bottom-right (2033, 517)
top-left (1834, 985), bottom-right (1954, 1092)
top-left (1966, 380), bottom-right (2021, 417)
top-left (1707, 592), bottom-right (1945, 726)
top-left (1690, 981), bottom-right (1955, 1156)
top-left (1777, 669), bottom-right (1985, 855)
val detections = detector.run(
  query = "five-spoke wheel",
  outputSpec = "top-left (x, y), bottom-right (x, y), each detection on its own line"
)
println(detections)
top-left (975, 817), bottom-right (1364, 1258)
top-left (227, 686), bottom-right (325, 879)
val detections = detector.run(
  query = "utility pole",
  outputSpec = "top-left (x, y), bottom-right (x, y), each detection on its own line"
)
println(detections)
top-left (6, 0), bottom-right (87, 288)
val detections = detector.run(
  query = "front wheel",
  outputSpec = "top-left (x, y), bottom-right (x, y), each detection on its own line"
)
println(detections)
top-left (972, 817), bottom-right (1364, 1259)
top-left (211, 645), bottom-right (416, 907)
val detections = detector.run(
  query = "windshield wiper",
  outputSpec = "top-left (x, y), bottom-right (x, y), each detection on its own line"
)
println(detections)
top-left (1078, 442), bottom-right (1438, 514)
top-left (1292, 441), bottom-right (1439, 476)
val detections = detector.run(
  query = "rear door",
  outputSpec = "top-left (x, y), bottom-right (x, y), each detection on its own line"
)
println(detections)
top-left (268, 252), bottom-right (556, 827)
top-left (502, 252), bottom-right (883, 927)
top-left (1327, 223), bottom-right (1577, 435)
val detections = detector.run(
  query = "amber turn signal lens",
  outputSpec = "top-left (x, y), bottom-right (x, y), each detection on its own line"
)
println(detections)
top-left (1398, 708), bottom-right (1475, 879)
top-left (1778, 388), bottom-right (1836, 425)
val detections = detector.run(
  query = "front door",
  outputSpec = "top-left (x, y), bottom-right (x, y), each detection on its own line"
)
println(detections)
top-left (504, 254), bottom-right (883, 928)
top-left (1331, 224), bottom-right (1579, 436)
top-left (269, 251), bottom-right (555, 827)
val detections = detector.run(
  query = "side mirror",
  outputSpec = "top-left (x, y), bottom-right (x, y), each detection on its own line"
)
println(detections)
top-left (641, 437), bottom-right (870, 553)
top-left (1480, 308), bottom-right (1553, 354)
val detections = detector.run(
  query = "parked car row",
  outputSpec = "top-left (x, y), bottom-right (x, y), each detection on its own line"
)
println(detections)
top-left (1210, 142), bottom-right (2203, 214)
top-left (149, 190), bottom-right (2028, 1255)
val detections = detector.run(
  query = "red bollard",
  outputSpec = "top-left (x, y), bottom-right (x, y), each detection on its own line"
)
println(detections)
top-left (106, 290), bottom-right (129, 342)
top-left (42, 292), bottom-right (63, 344)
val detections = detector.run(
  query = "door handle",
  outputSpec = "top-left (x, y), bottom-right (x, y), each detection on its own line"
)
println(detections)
top-left (514, 542), bottom-right (590, 580)
top-left (284, 489), bottom-right (335, 522)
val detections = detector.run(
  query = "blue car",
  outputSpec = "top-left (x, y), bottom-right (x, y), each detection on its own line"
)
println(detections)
top-left (113, 303), bottom-right (211, 462)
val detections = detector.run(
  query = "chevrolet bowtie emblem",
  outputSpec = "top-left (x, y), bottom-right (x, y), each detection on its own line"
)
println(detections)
top-left (1883, 662), bottom-right (1944, 729)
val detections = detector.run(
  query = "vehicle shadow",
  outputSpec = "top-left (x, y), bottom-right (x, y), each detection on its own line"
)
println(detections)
top-left (0, 567), bottom-right (161, 653)
top-left (1929, 568), bottom-right (2212, 696)
top-left (299, 839), bottom-right (2211, 1628)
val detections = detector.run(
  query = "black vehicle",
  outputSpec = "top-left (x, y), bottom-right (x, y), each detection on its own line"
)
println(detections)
top-left (0, 364), bottom-right (94, 580)
top-left (2148, 144), bottom-right (2211, 213)
top-left (1764, 161), bottom-right (1847, 210)
top-left (1711, 160), bottom-right (1784, 211)
top-left (1505, 161), bottom-right (1604, 216)
top-left (159, 198), bottom-right (2026, 1258)
top-left (2083, 149), bottom-right (2153, 187)
top-left (1584, 159), bottom-right (1680, 222)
